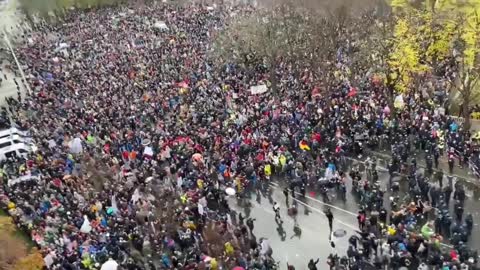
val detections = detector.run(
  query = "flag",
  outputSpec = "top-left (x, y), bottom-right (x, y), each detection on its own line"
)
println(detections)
top-left (299, 140), bottom-right (310, 151)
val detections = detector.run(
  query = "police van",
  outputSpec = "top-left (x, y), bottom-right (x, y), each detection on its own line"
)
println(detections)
top-left (0, 128), bottom-right (36, 160)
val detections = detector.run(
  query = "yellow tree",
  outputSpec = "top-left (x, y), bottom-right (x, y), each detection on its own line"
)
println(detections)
top-left (0, 217), bottom-right (28, 270)
top-left (365, 3), bottom-right (429, 108)
top-left (386, 0), bottom-right (480, 126)
top-left (427, 0), bottom-right (480, 129)
top-left (451, 13), bottom-right (480, 129)
top-left (388, 15), bottom-right (429, 94)
top-left (13, 249), bottom-right (45, 270)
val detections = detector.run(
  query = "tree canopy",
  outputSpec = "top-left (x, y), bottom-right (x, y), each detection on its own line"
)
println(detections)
top-left (212, 0), bottom-right (480, 126)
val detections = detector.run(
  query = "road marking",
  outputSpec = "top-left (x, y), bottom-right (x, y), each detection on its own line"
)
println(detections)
top-left (2, 28), bottom-right (32, 95)
top-left (292, 198), bottom-right (358, 230)
top-left (269, 181), bottom-right (357, 216)
top-left (267, 182), bottom-right (454, 249)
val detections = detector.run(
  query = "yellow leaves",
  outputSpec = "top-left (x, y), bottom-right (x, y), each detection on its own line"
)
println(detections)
top-left (394, 18), bottom-right (409, 37)
top-left (13, 248), bottom-right (44, 270)
top-left (0, 216), bottom-right (17, 234)
top-left (425, 19), bottom-right (455, 61)
top-left (394, 81), bottom-right (408, 92)
top-left (390, 0), bottom-right (412, 9)
top-left (0, 214), bottom-right (42, 270)
top-left (434, 0), bottom-right (480, 69)
top-left (461, 14), bottom-right (480, 68)
top-left (434, 0), bottom-right (458, 10)
top-left (388, 16), bottom-right (427, 93)
top-left (0, 231), bottom-right (28, 270)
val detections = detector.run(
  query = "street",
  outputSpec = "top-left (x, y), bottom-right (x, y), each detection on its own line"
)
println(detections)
top-left (227, 156), bottom-right (480, 269)
top-left (228, 182), bottom-right (358, 269)
top-left (1, 0), bottom-right (28, 106)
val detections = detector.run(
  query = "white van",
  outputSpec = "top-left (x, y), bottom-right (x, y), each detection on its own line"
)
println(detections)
top-left (0, 128), bottom-right (36, 160)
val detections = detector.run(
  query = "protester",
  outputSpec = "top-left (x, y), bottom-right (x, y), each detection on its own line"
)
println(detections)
top-left (0, 1), bottom-right (478, 269)
top-left (325, 208), bottom-right (334, 233)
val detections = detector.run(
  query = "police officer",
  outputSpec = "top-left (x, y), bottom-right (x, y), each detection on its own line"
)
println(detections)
top-left (425, 151), bottom-right (433, 176)
top-left (436, 169), bottom-right (444, 188)
top-left (444, 185), bottom-right (453, 207)
top-left (454, 200), bottom-right (464, 222)
top-left (283, 187), bottom-right (289, 206)
top-left (465, 213), bottom-right (473, 237)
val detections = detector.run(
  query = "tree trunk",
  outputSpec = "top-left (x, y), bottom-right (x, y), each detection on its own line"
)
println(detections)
top-left (386, 79), bottom-right (396, 117)
top-left (270, 64), bottom-right (277, 93)
top-left (269, 54), bottom-right (277, 94)
top-left (462, 101), bottom-right (471, 130)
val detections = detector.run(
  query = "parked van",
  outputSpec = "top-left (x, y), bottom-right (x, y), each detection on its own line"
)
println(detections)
top-left (0, 128), bottom-right (36, 161)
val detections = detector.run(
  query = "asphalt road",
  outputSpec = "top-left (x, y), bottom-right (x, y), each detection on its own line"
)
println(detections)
top-left (227, 157), bottom-right (480, 269)
top-left (227, 182), bottom-right (358, 269)
top-left (0, 0), bottom-right (28, 106)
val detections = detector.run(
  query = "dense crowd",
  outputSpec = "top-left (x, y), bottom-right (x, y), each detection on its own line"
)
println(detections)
top-left (0, 1), bottom-right (479, 270)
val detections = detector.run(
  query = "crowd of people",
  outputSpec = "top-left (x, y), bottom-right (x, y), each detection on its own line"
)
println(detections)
top-left (0, 1), bottom-right (479, 270)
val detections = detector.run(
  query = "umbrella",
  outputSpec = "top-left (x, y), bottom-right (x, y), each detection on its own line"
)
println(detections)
top-left (225, 187), bottom-right (236, 196)
top-left (101, 259), bottom-right (119, 270)
top-left (333, 229), bottom-right (347, 238)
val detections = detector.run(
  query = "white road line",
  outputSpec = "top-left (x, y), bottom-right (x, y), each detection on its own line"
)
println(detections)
top-left (267, 182), bottom-right (454, 249)
top-left (269, 181), bottom-right (357, 216)
top-left (228, 196), bottom-right (350, 250)
top-left (292, 198), bottom-right (358, 231)
top-left (2, 28), bottom-right (31, 95)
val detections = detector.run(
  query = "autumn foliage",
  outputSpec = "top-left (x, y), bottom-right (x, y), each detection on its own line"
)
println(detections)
top-left (0, 216), bottom-right (44, 270)
top-left (13, 249), bottom-right (44, 270)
